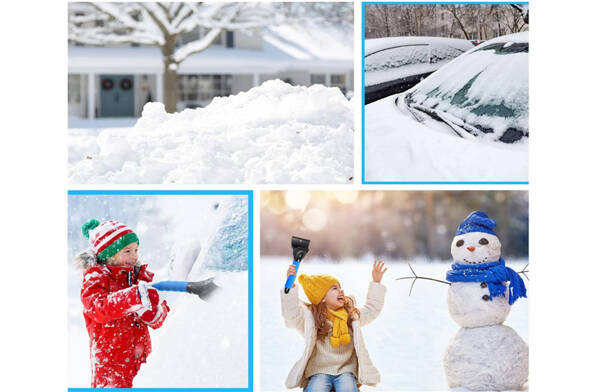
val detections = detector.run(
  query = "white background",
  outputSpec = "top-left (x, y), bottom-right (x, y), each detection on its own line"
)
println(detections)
top-left (1, 0), bottom-right (600, 390)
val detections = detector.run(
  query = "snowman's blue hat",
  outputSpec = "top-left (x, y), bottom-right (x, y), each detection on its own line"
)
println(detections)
top-left (456, 211), bottom-right (497, 237)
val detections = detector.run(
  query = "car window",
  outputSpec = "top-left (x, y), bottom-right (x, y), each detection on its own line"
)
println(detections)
top-left (404, 40), bottom-right (528, 143)
top-left (365, 44), bottom-right (467, 73)
top-left (366, 45), bottom-right (429, 73)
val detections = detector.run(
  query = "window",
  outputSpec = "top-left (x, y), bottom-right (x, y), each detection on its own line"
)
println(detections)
top-left (226, 31), bottom-right (234, 48)
top-left (176, 27), bottom-right (201, 47)
top-left (178, 75), bottom-right (233, 106)
top-left (68, 74), bottom-right (81, 104)
top-left (365, 45), bottom-right (431, 73)
top-left (310, 74), bottom-right (326, 85)
top-left (331, 74), bottom-right (347, 93)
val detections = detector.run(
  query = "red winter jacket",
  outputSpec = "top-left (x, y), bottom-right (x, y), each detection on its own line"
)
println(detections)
top-left (81, 263), bottom-right (168, 388)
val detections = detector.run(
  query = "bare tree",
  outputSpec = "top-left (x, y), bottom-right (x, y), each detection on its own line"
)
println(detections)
top-left (441, 4), bottom-right (471, 39)
top-left (69, 2), bottom-right (279, 112)
top-left (365, 3), bottom-right (528, 40)
top-left (511, 4), bottom-right (529, 24)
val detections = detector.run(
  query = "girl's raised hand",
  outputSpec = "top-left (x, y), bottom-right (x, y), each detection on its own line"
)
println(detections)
top-left (287, 264), bottom-right (297, 287)
top-left (372, 260), bottom-right (387, 283)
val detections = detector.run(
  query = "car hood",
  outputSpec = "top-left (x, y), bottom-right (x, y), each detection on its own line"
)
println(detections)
top-left (364, 94), bottom-right (528, 182)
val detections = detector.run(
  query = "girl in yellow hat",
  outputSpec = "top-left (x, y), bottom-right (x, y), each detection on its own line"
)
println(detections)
top-left (281, 261), bottom-right (387, 392)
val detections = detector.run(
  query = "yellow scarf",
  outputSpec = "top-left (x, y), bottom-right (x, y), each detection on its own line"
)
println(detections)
top-left (327, 307), bottom-right (351, 348)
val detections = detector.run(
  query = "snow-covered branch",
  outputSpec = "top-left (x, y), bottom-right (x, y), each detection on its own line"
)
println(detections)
top-left (173, 27), bottom-right (223, 63)
top-left (69, 2), bottom-right (279, 60)
top-left (69, 2), bottom-right (164, 46)
top-left (173, 2), bottom-right (280, 62)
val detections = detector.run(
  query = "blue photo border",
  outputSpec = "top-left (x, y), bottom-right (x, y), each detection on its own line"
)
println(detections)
top-left (361, 1), bottom-right (529, 185)
top-left (67, 189), bottom-right (254, 392)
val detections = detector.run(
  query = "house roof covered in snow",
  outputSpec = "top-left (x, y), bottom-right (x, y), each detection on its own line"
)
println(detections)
top-left (69, 23), bottom-right (353, 74)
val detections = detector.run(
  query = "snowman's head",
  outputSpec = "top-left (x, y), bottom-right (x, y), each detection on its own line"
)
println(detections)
top-left (451, 211), bottom-right (501, 265)
top-left (451, 232), bottom-right (501, 264)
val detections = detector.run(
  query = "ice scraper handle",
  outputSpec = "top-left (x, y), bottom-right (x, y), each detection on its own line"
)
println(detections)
top-left (285, 236), bottom-right (310, 294)
top-left (152, 278), bottom-right (220, 300)
top-left (285, 260), bottom-right (301, 294)
top-left (152, 281), bottom-right (188, 292)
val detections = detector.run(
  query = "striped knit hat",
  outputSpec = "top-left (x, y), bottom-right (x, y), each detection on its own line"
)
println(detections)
top-left (82, 219), bottom-right (139, 261)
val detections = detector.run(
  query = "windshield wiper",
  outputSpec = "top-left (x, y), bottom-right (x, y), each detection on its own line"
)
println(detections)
top-left (405, 102), bottom-right (475, 139)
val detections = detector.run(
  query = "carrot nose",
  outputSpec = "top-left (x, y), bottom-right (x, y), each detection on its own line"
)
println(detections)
top-left (467, 246), bottom-right (475, 252)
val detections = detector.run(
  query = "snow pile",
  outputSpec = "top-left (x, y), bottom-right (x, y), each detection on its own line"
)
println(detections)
top-left (68, 80), bottom-right (354, 184)
top-left (260, 258), bottom-right (528, 391)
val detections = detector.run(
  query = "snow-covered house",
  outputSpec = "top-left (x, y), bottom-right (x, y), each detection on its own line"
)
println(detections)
top-left (68, 24), bottom-right (353, 118)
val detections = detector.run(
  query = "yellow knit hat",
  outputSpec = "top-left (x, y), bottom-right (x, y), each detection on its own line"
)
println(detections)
top-left (298, 274), bottom-right (339, 305)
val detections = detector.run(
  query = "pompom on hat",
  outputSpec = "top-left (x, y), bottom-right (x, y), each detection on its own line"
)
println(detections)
top-left (456, 211), bottom-right (498, 237)
top-left (82, 219), bottom-right (139, 261)
top-left (298, 274), bottom-right (339, 305)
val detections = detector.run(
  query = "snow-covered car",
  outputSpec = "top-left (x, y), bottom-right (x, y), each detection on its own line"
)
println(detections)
top-left (364, 37), bottom-right (475, 104)
top-left (365, 32), bottom-right (528, 182)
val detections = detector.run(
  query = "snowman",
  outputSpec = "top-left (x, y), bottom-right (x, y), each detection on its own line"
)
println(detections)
top-left (444, 211), bottom-right (528, 391)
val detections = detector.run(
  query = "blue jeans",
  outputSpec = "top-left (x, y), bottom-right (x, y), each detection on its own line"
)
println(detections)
top-left (304, 372), bottom-right (359, 392)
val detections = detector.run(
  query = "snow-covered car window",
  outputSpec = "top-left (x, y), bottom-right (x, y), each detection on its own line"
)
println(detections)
top-left (365, 45), bottom-right (429, 72)
top-left (403, 40), bottom-right (528, 143)
top-left (365, 44), bottom-right (466, 73)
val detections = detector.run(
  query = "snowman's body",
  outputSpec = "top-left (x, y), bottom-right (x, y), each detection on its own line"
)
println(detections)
top-left (447, 282), bottom-right (510, 328)
top-left (443, 218), bottom-right (528, 391)
top-left (444, 325), bottom-right (528, 391)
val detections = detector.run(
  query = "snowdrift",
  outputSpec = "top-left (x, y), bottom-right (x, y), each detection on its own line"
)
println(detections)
top-left (69, 80), bottom-right (354, 184)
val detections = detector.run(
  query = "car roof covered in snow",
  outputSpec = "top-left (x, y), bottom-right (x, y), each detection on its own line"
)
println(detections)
top-left (458, 31), bottom-right (529, 57)
top-left (365, 36), bottom-right (474, 57)
top-left (478, 31), bottom-right (528, 46)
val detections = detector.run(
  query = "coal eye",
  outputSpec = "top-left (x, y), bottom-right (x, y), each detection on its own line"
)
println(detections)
top-left (479, 238), bottom-right (489, 245)
top-left (456, 239), bottom-right (464, 247)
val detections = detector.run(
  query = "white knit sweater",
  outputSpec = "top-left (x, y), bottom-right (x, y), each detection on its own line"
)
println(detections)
top-left (304, 320), bottom-right (358, 379)
top-left (281, 282), bottom-right (386, 389)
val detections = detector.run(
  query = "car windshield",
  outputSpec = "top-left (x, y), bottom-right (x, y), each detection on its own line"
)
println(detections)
top-left (403, 40), bottom-right (528, 143)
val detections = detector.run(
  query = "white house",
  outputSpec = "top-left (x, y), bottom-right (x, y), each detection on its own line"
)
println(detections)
top-left (68, 23), bottom-right (353, 118)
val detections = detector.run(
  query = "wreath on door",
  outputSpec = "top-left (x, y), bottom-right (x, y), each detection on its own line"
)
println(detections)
top-left (101, 78), bottom-right (114, 91)
top-left (120, 77), bottom-right (133, 91)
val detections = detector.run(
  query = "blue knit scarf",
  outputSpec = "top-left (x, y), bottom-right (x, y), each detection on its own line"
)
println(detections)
top-left (446, 259), bottom-right (527, 305)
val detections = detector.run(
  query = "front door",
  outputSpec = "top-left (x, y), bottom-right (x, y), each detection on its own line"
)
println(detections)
top-left (99, 74), bottom-right (135, 117)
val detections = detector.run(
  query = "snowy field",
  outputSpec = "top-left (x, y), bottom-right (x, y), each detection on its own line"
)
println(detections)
top-left (68, 195), bottom-right (249, 387)
top-left (68, 80), bottom-right (353, 184)
top-left (260, 258), bottom-right (528, 391)
top-left (364, 95), bottom-right (528, 182)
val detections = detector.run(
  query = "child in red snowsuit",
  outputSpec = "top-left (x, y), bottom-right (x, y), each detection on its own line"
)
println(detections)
top-left (74, 219), bottom-right (170, 388)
